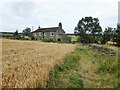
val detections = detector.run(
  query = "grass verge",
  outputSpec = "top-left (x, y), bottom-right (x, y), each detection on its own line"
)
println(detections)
top-left (46, 48), bottom-right (84, 88)
top-left (46, 45), bottom-right (118, 88)
top-left (96, 51), bottom-right (118, 88)
top-left (80, 46), bottom-right (118, 88)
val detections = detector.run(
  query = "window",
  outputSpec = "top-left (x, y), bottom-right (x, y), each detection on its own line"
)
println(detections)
top-left (44, 33), bottom-right (46, 36)
top-left (39, 32), bottom-right (41, 36)
top-left (34, 33), bottom-right (36, 36)
top-left (50, 32), bottom-right (54, 36)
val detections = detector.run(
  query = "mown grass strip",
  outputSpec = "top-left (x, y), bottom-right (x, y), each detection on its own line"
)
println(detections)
top-left (46, 48), bottom-right (84, 88)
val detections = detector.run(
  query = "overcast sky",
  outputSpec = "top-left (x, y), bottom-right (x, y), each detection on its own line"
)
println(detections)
top-left (0, 0), bottom-right (119, 33)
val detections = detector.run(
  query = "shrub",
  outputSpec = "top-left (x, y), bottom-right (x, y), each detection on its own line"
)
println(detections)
top-left (42, 38), bottom-right (56, 43)
top-left (13, 36), bottom-right (29, 40)
top-left (61, 36), bottom-right (71, 43)
top-left (2, 34), bottom-right (13, 38)
top-left (71, 36), bottom-right (80, 43)
top-left (17, 37), bottom-right (28, 40)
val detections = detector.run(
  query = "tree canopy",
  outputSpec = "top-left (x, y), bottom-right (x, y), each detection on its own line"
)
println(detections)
top-left (101, 27), bottom-right (114, 44)
top-left (114, 24), bottom-right (120, 46)
top-left (76, 16), bottom-right (102, 43)
top-left (13, 30), bottom-right (19, 37)
top-left (22, 27), bottom-right (31, 36)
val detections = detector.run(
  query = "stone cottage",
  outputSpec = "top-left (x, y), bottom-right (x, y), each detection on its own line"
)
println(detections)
top-left (32, 22), bottom-right (65, 41)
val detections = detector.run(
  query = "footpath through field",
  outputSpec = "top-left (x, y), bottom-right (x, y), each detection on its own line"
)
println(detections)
top-left (47, 44), bottom-right (118, 88)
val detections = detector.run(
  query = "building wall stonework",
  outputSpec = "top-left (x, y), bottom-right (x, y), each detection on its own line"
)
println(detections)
top-left (32, 23), bottom-right (65, 40)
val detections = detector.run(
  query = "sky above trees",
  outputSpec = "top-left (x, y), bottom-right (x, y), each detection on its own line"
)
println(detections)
top-left (0, 0), bottom-right (119, 33)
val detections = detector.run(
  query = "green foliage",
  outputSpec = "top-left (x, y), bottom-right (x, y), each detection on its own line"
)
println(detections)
top-left (114, 24), bottom-right (120, 46)
top-left (62, 36), bottom-right (71, 43)
top-left (76, 16), bottom-right (102, 44)
top-left (12, 30), bottom-right (28, 40)
top-left (15, 36), bottom-right (28, 40)
top-left (69, 75), bottom-right (84, 88)
top-left (42, 38), bottom-right (56, 43)
top-left (71, 36), bottom-right (80, 43)
top-left (13, 30), bottom-right (19, 38)
top-left (47, 45), bottom-right (118, 88)
top-left (2, 34), bottom-right (13, 38)
top-left (57, 49), bottom-right (80, 72)
top-left (95, 51), bottom-right (118, 87)
top-left (101, 27), bottom-right (114, 44)
top-left (97, 59), bottom-right (118, 74)
top-left (75, 46), bottom-right (118, 87)
top-left (47, 48), bottom-right (84, 88)
top-left (22, 27), bottom-right (31, 36)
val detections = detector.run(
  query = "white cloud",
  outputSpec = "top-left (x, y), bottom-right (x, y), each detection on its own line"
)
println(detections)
top-left (0, 0), bottom-right (119, 33)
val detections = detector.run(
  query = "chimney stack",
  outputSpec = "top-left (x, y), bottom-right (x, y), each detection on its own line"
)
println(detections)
top-left (58, 22), bottom-right (62, 28)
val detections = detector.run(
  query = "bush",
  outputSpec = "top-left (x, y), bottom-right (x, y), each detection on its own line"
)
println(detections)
top-left (42, 38), bottom-right (56, 43)
top-left (15, 36), bottom-right (28, 40)
top-left (2, 34), bottom-right (13, 38)
top-left (12, 35), bottom-right (28, 40)
top-left (62, 36), bottom-right (71, 43)
top-left (71, 36), bottom-right (80, 43)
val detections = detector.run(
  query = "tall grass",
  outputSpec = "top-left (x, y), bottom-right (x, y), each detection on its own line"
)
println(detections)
top-left (93, 49), bottom-right (118, 88)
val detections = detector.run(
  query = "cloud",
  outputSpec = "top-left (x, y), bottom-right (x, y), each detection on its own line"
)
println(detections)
top-left (0, 0), bottom-right (119, 33)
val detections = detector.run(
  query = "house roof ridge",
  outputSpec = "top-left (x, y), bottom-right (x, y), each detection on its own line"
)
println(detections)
top-left (39, 27), bottom-right (59, 29)
top-left (32, 26), bottom-right (63, 33)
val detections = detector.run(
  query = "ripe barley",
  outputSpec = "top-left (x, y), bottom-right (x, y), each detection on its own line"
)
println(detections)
top-left (2, 39), bottom-right (76, 88)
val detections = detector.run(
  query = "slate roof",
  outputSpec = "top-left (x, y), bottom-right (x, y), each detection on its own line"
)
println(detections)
top-left (32, 27), bottom-right (60, 33)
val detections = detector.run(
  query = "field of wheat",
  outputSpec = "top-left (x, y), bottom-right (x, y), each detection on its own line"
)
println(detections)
top-left (2, 39), bottom-right (76, 88)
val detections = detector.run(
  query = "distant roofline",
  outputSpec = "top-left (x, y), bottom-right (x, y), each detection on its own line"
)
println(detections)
top-left (38, 27), bottom-right (59, 29)
top-left (32, 26), bottom-right (65, 33)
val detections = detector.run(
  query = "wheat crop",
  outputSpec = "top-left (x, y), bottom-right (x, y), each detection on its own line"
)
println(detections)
top-left (2, 39), bottom-right (75, 88)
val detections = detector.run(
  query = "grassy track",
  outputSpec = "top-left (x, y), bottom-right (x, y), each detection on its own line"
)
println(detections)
top-left (47, 45), bottom-right (118, 88)
top-left (47, 48), bottom-right (84, 88)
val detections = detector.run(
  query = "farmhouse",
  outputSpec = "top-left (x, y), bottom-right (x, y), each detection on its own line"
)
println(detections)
top-left (32, 22), bottom-right (65, 41)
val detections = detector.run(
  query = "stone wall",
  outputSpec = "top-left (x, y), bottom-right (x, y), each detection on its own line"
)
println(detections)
top-left (88, 44), bottom-right (117, 56)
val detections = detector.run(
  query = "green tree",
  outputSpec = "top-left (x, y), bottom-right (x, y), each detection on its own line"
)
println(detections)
top-left (22, 27), bottom-right (31, 36)
top-left (101, 27), bottom-right (113, 44)
top-left (77, 16), bottom-right (102, 43)
top-left (114, 24), bottom-right (120, 46)
top-left (74, 27), bottom-right (78, 34)
top-left (13, 30), bottom-right (19, 38)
